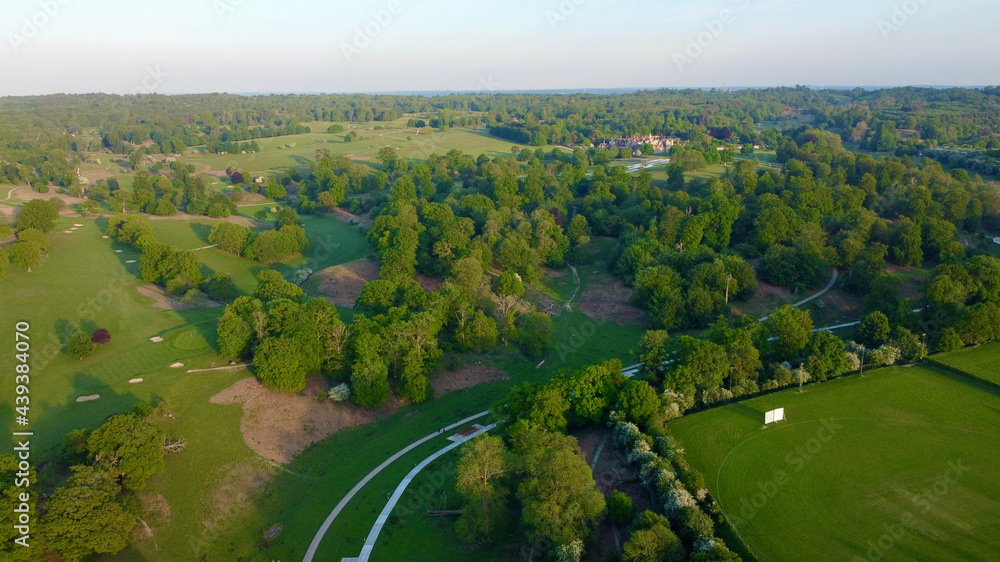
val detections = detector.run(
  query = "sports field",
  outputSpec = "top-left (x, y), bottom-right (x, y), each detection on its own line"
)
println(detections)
top-left (669, 367), bottom-right (1000, 562)
top-left (933, 341), bottom-right (1000, 385)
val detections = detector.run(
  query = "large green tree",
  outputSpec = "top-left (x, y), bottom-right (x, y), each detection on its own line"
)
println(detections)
top-left (455, 435), bottom-right (510, 545)
top-left (86, 414), bottom-right (165, 491)
top-left (39, 466), bottom-right (138, 561)
top-left (514, 429), bottom-right (605, 549)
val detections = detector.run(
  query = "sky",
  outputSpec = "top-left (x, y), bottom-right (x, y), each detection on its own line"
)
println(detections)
top-left (0, 0), bottom-right (997, 96)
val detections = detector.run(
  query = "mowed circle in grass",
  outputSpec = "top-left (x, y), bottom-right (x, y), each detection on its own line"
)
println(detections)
top-left (170, 329), bottom-right (210, 351)
top-left (670, 367), bottom-right (1000, 562)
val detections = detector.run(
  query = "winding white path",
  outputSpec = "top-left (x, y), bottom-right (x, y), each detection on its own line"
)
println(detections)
top-left (759, 269), bottom-right (838, 322)
top-left (341, 423), bottom-right (497, 562)
top-left (302, 410), bottom-right (491, 562)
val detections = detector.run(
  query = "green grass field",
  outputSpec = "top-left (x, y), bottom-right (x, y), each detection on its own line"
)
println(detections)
top-left (933, 342), bottom-right (1000, 385)
top-left (180, 121), bottom-right (538, 177)
top-left (148, 213), bottom-right (369, 293)
top-left (669, 366), bottom-right (1000, 562)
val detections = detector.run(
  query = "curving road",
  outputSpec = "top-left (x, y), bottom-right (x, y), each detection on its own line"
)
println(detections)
top-left (302, 411), bottom-right (491, 562)
top-left (341, 423), bottom-right (497, 562)
top-left (304, 267), bottom-right (847, 561)
top-left (759, 269), bottom-right (838, 322)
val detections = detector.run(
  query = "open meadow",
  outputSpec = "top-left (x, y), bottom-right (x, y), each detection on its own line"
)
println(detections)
top-left (669, 366), bottom-right (1000, 562)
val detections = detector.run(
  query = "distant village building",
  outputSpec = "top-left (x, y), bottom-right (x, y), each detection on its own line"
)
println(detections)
top-left (597, 134), bottom-right (682, 154)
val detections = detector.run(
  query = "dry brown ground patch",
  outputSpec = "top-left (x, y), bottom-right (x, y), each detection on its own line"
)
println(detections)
top-left (209, 376), bottom-right (399, 464)
top-left (315, 258), bottom-right (380, 307)
top-left (415, 274), bottom-right (444, 293)
top-left (201, 461), bottom-right (274, 531)
top-left (139, 492), bottom-right (172, 525)
top-left (431, 363), bottom-right (508, 395)
top-left (525, 286), bottom-right (562, 317)
top-left (576, 272), bottom-right (646, 326)
top-left (325, 207), bottom-right (373, 227)
top-left (137, 285), bottom-right (221, 311)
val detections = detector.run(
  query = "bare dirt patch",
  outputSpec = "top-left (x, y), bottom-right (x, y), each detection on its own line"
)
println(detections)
top-left (431, 363), bottom-right (508, 395)
top-left (325, 207), bottom-right (373, 227)
top-left (202, 461), bottom-right (274, 531)
top-left (139, 492), bottom-right (171, 525)
top-left (544, 266), bottom-right (568, 278)
top-left (137, 284), bottom-right (220, 311)
top-left (210, 376), bottom-right (399, 463)
top-left (315, 259), bottom-right (380, 307)
top-left (577, 272), bottom-right (646, 326)
top-left (757, 280), bottom-right (791, 299)
top-left (525, 286), bottom-right (562, 318)
top-left (415, 274), bottom-right (444, 293)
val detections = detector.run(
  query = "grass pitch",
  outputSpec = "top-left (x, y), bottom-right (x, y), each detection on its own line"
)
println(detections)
top-left (932, 342), bottom-right (1000, 386)
top-left (669, 366), bottom-right (1000, 562)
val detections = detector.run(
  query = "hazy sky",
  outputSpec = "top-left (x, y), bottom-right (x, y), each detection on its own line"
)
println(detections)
top-left (1, 0), bottom-right (997, 96)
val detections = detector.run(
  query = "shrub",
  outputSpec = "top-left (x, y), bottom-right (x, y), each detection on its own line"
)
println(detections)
top-left (327, 383), bottom-right (352, 402)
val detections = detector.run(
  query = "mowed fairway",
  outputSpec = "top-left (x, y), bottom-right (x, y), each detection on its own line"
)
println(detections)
top-left (669, 367), bottom-right (1000, 562)
top-left (933, 342), bottom-right (1000, 385)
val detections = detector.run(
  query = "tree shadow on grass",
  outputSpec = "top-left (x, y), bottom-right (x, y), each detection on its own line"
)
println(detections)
top-left (189, 221), bottom-right (213, 245)
top-left (727, 401), bottom-right (764, 425)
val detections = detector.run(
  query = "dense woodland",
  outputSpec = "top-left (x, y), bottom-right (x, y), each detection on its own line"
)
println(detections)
top-left (3, 88), bottom-right (1000, 560)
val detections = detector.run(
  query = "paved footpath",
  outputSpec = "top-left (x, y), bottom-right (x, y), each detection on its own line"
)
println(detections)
top-left (302, 410), bottom-right (490, 562)
top-left (341, 423), bottom-right (497, 562)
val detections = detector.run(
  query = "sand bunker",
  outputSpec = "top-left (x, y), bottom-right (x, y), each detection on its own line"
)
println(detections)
top-left (115, 249), bottom-right (123, 253)
top-left (64, 230), bottom-right (73, 233)
top-left (170, 362), bottom-right (184, 368)
top-left (102, 235), bottom-right (109, 239)
top-left (74, 224), bottom-right (83, 227)
top-left (150, 336), bottom-right (164, 342)
top-left (76, 394), bottom-right (100, 402)
top-left (126, 260), bottom-right (136, 264)
top-left (129, 378), bottom-right (144, 384)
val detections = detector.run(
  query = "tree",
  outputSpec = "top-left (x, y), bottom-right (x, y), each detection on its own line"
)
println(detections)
top-left (350, 331), bottom-right (391, 409)
top-left (0, 454), bottom-right (37, 560)
top-left (935, 327), bottom-right (964, 353)
top-left (91, 328), bottom-right (111, 346)
top-left (518, 312), bottom-right (553, 356)
top-left (455, 435), bottom-right (510, 544)
top-left (804, 330), bottom-right (846, 382)
top-left (13, 198), bottom-right (59, 232)
top-left (16, 228), bottom-right (49, 253)
top-left (514, 429), bottom-right (606, 548)
top-left (623, 511), bottom-right (685, 562)
top-left (766, 305), bottom-right (814, 360)
top-left (857, 311), bottom-right (891, 348)
top-left (208, 222), bottom-right (251, 255)
top-left (87, 413), bottom-right (165, 491)
top-left (254, 337), bottom-right (308, 392)
top-left (254, 269), bottom-right (305, 303)
top-left (6, 241), bottom-right (42, 272)
top-left (607, 490), bottom-right (634, 526)
top-left (39, 466), bottom-right (138, 561)
top-left (204, 272), bottom-right (240, 302)
top-left (635, 266), bottom-right (684, 330)
top-left (638, 330), bottom-right (672, 384)
top-left (615, 380), bottom-right (660, 425)
top-left (457, 310), bottom-right (499, 352)
top-left (66, 330), bottom-right (95, 360)
top-left (794, 364), bottom-right (812, 392)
